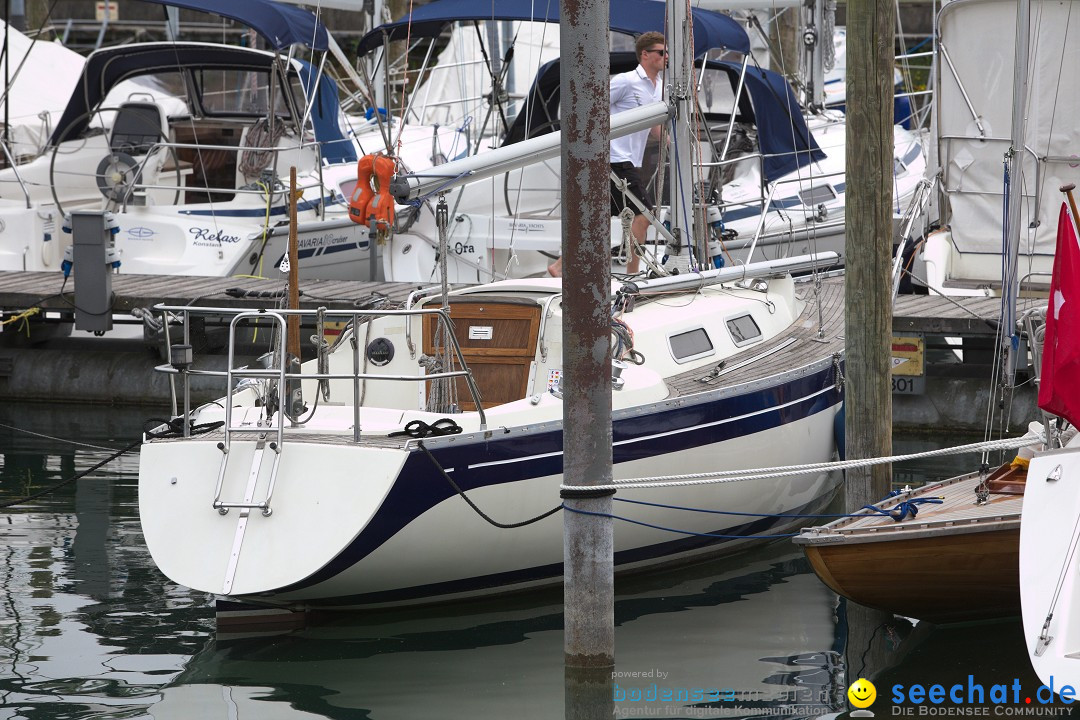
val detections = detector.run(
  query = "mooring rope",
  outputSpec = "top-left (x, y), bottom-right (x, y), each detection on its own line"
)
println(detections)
top-left (416, 441), bottom-right (563, 528)
top-left (561, 433), bottom-right (1040, 493)
top-left (0, 419), bottom-right (224, 509)
top-left (0, 439), bottom-right (142, 510)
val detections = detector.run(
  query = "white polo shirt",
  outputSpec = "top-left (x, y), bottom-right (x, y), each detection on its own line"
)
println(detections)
top-left (609, 64), bottom-right (663, 166)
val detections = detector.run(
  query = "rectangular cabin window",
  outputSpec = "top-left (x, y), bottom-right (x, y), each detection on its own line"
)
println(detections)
top-left (194, 69), bottom-right (295, 118)
top-left (797, 184), bottom-right (838, 206)
top-left (726, 314), bottom-right (762, 347)
top-left (669, 328), bottom-right (715, 364)
top-left (101, 71), bottom-right (189, 119)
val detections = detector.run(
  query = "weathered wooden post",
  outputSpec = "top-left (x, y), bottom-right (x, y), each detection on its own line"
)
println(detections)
top-left (845, 0), bottom-right (895, 509)
top-left (561, 0), bottom-right (616, 714)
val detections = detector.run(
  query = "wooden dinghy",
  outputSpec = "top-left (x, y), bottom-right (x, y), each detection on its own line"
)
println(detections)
top-left (793, 463), bottom-right (1025, 624)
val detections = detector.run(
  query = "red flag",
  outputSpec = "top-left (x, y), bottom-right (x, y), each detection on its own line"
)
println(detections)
top-left (1038, 202), bottom-right (1080, 427)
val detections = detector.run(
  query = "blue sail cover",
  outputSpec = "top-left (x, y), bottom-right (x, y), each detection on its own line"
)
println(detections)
top-left (356, 0), bottom-right (750, 57)
top-left (139, 0), bottom-right (328, 50)
top-left (297, 61), bottom-right (358, 164)
top-left (505, 55), bottom-right (824, 184)
top-left (708, 61), bottom-right (825, 183)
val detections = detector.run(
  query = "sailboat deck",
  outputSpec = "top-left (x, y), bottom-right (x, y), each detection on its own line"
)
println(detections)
top-left (667, 273), bottom-right (845, 397)
top-left (796, 472), bottom-right (1023, 546)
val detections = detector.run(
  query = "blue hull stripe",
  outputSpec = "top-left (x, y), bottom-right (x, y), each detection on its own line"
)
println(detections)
top-left (276, 362), bottom-right (843, 599)
top-left (179, 195), bottom-right (337, 217)
top-left (296, 242), bottom-right (367, 261)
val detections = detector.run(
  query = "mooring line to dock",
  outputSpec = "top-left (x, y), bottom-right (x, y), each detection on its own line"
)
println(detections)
top-left (417, 441), bottom-right (564, 528)
top-left (610, 495), bottom-right (941, 522)
top-left (561, 432), bottom-right (1041, 492)
top-left (0, 419), bottom-right (223, 509)
top-left (0, 421), bottom-right (122, 452)
top-left (0, 439), bottom-right (142, 510)
top-left (567, 489), bottom-right (946, 539)
top-left (560, 505), bottom-right (802, 539)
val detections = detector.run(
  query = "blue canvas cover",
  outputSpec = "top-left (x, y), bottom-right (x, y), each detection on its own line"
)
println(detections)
top-left (505, 55), bottom-right (823, 184)
top-left (355, 0), bottom-right (750, 57)
top-left (706, 60), bottom-right (825, 182)
top-left (139, 0), bottom-right (327, 50)
top-left (49, 44), bottom-right (277, 146)
top-left (297, 61), bottom-right (357, 165)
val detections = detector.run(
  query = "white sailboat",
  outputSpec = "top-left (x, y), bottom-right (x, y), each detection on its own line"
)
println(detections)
top-left (136, 0), bottom-right (848, 612)
top-left (0, 0), bottom-right (375, 282)
top-left (911, 0), bottom-right (1080, 296)
top-left (348, 0), bottom-right (926, 283)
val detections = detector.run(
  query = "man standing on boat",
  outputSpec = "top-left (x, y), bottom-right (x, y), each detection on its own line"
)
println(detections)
top-left (549, 31), bottom-right (666, 277)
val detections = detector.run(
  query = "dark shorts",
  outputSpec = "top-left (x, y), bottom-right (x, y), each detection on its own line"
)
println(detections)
top-left (610, 162), bottom-right (654, 217)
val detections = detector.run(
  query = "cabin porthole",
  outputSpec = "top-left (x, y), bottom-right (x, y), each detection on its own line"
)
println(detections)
top-left (366, 337), bottom-right (395, 366)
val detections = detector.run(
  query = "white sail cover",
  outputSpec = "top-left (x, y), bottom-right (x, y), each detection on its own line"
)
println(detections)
top-left (0, 21), bottom-right (85, 159)
top-left (937, 0), bottom-right (1080, 257)
top-left (406, 20), bottom-right (562, 135)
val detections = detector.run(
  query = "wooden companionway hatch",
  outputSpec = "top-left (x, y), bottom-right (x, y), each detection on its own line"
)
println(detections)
top-left (423, 297), bottom-right (542, 410)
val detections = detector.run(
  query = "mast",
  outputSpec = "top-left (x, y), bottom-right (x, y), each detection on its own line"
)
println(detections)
top-left (1001, 0), bottom-right (1031, 380)
top-left (665, 0), bottom-right (699, 268)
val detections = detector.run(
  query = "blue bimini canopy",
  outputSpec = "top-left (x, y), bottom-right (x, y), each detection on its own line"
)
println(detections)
top-left (504, 54), bottom-right (823, 184)
top-left (356, 0), bottom-right (750, 58)
top-left (49, 44), bottom-right (279, 147)
top-left (140, 0), bottom-right (328, 51)
top-left (706, 61), bottom-right (825, 183)
top-left (297, 61), bottom-right (358, 165)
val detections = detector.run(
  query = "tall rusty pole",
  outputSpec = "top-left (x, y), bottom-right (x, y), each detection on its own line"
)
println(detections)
top-left (561, 0), bottom-right (615, 712)
top-left (845, 0), bottom-right (895, 509)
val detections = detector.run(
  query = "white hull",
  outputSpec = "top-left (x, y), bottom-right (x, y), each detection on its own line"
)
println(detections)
top-left (1021, 440), bottom-right (1080, 690)
top-left (140, 408), bottom-right (840, 608)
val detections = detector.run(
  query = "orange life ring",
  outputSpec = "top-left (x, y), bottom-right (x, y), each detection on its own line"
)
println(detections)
top-left (348, 154), bottom-right (376, 224)
top-left (367, 154), bottom-right (396, 229)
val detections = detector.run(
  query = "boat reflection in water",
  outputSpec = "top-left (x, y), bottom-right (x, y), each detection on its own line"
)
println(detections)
top-left (153, 543), bottom-right (845, 719)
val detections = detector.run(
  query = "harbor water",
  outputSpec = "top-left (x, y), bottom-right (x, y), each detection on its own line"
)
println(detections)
top-left (0, 402), bottom-right (1066, 719)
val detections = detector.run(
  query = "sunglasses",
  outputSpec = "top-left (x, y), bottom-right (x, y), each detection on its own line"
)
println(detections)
top-left (645, 48), bottom-right (669, 56)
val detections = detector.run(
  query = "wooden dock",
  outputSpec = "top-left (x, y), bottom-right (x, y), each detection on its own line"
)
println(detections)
top-left (893, 292), bottom-right (1045, 336)
top-left (0, 270), bottom-right (426, 315)
top-left (0, 270), bottom-right (1043, 334)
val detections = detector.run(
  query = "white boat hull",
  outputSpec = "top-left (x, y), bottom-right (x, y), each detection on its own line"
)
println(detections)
top-left (1021, 442), bottom-right (1080, 689)
top-left (140, 367), bottom-right (842, 609)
